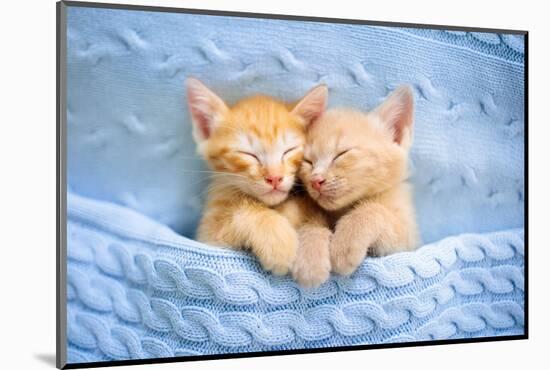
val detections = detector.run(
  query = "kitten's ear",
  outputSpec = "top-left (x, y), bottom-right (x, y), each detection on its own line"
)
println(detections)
top-left (291, 84), bottom-right (328, 127)
top-left (186, 77), bottom-right (228, 143)
top-left (374, 85), bottom-right (414, 149)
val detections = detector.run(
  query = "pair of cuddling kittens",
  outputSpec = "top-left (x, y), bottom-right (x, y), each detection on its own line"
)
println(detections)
top-left (186, 77), bottom-right (419, 287)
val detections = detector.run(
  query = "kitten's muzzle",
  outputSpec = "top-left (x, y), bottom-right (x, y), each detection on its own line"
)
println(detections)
top-left (265, 175), bottom-right (284, 189)
top-left (311, 175), bottom-right (326, 192)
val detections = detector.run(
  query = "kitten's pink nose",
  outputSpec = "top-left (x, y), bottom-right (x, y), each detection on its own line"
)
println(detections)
top-left (265, 175), bottom-right (283, 188)
top-left (311, 176), bottom-right (326, 191)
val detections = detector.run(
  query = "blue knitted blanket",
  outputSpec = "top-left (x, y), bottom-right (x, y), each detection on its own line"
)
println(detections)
top-left (66, 192), bottom-right (524, 363)
top-left (64, 4), bottom-right (525, 365)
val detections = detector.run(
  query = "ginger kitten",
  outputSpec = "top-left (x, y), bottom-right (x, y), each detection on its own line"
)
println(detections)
top-left (186, 78), bottom-right (328, 276)
top-left (299, 86), bottom-right (420, 276)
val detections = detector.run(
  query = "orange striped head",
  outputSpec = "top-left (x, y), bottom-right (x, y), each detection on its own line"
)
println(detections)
top-left (300, 86), bottom-right (414, 210)
top-left (186, 78), bottom-right (328, 206)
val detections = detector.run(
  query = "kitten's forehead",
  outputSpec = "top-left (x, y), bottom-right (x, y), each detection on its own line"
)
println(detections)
top-left (305, 128), bottom-right (343, 157)
top-left (238, 130), bottom-right (302, 150)
top-left (305, 109), bottom-right (386, 157)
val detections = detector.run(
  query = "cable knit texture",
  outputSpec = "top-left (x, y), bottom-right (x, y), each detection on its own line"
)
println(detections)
top-left (64, 5), bottom-right (525, 364)
top-left (67, 192), bottom-right (524, 363)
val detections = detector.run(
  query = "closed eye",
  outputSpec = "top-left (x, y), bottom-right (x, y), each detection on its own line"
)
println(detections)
top-left (333, 149), bottom-right (351, 162)
top-left (303, 158), bottom-right (312, 166)
top-left (282, 146), bottom-right (299, 158)
top-left (237, 151), bottom-right (260, 162)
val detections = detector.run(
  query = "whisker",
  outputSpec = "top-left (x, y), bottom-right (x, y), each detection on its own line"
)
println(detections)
top-left (186, 177), bottom-right (216, 187)
top-left (199, 183), bottom-right (236, 197)
top-left (207, 173), bottom-right (250, 179)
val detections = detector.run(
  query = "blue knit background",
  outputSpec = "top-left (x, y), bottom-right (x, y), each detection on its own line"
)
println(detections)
top-left (66, 6), bottom-right (524, 244)
top-left (65, 5), bottom-right (525, 364)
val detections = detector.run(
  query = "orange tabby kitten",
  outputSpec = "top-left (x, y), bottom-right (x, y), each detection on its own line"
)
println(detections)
top-left (299, 86), bottom-right (420, 277)
top-left (186, 78), bottom-right (328, 276)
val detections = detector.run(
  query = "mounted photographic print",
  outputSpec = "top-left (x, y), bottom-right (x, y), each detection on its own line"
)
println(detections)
top-left (56, 1), bottom-right (527, 368)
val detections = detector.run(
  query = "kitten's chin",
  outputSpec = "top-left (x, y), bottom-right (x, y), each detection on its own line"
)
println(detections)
top-left (310, 190), bottom-right (357, 211)
top-left (258, 190), bottom-right (289, 206)
top-left (315, 196), bottom-right (343, 211)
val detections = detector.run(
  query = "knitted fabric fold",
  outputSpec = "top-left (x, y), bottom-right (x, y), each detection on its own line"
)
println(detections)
top-left (66, 192), bottom-right (524, 363)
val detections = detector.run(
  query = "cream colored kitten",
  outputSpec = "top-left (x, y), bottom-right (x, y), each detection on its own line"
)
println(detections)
top-left (299, 86), bottom-right (420, 276)
top-left (186, 77), bottom-right (329, 276)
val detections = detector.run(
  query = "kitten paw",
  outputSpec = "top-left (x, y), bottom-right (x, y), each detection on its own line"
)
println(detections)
top-left (329, 230), bottom-right (368, 276)
top-left (291, 227), bottom-right (332, 288)
top-left (256, 223), bottom-right (299, 276)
